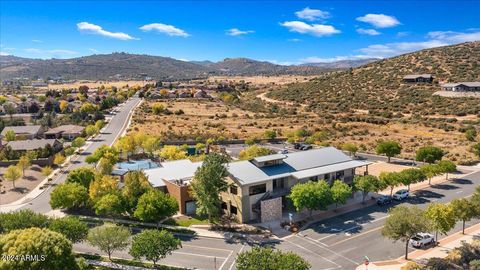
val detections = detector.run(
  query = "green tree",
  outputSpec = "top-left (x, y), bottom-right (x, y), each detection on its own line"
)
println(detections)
top-left (264, 130), bottom-right (277, 140)
top-left (379, 171), bottom-right (401, 196)
top-left (472, 143), bottom-right (480, 159)
top-left (191, 153), bottom-right (230, 222)
top-left (342, 143), bottom-right (358, 157)
top-left (50, 182), bottom-right (89, 210)
top-left (94, 193), bottom-right (125, 217)
top-left (424, 203), bottom-right (455, 245)
top-left (116, 134), bottom-right (137, 159)
top-left (236, 247), bottom-right (311, 270)
top-left (0, 227), bottom-right (78, 270)
top-left (416, 146), bottom-right (445, 164)
top-left (330, 180), bottom-right (352, 208)
top-left (71, 137), bottom-right (86, 148)
top-left (129, 229), bottom-right (181, 267)
top-left (98, 157), bottom-right (114, 175)
top-left (376, 140), bottom-right (402, 163)
top-left (451, 198), bottom-right (477, 234)
top-left (158, 145), bottom-right (187, 160)
top-left (4, 165), bottom-right (21, 188)
top-left (465, 128), bottom-right (477, 142)
top-left (4, 130), bottom-right (16, 141)
top-left (85, 125), bottom-right (99, 137)
top-left (121, 171), bottom-right (152, 214)
top-left (399, 168), bottom-right (426, 191)
top-left (420, 164), bottom-right (442, 185)
top-left (89, 175), bottom-right (119, 203)
top-left (86, 145), bottom-right (119, 164)
top-left (66, 167), bottom-right (95, 188)
top-left (48, 216), bottom-right (89, 243)
top-left (353, 175), bottom-right (382, 204)
top-left (289, 180), bottom-right (333, 216)
top-left (17, 155), bottom-right (31, 178)
top-left (80, 102), bottom-right (97, 114)
top-left (438, 160), bottom-right (457, 180)
top-left (238, 145), bottom-right (275, 160)
top-left (53, 153), bottom-right (66, 167)
top-left (134, 190), bottom-right (178, 226)
top-left (87, 223), bottom-right (131, 260)
top-left (41, 166), bottom-right (53, 177)
top-left (0, 209), bottom-right (49, 233)
top-left (382, 205), bottom-right (429, 259)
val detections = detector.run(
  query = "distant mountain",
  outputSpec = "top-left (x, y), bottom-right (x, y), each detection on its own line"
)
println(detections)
top-left (300, 58), bottom-right (379, 69)
top-left (189, 60), bottom-right (215, 67)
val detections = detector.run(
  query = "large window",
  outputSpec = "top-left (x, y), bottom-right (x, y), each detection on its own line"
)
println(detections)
top-left (249, 184), bottom-right (266, 196)
top-left (230, 205), bottom-right (237, 215)
top-left (230, 185), bottom-right (238, 195)
top-left (273, 178), bottom-right (285, 190)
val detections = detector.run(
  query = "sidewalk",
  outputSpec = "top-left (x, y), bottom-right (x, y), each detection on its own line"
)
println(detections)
top-left (355, 223), bottom-right (480, 270)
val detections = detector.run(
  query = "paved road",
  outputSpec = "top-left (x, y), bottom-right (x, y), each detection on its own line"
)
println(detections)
top-left (15, 97), bottom-right (141, 213)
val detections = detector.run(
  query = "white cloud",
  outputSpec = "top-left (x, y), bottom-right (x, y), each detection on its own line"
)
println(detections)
top-left (0, 51), bottom-right (10, 56)
top-left (427, 30), bottom-right (480, 43)
top-left (396, 31), bottom-right (410, 38)
top-left (300, 55), bottom-right (377, 63)
top-left (140, 23), bottom-right (189, 37)
top-left (226, 28), bottom-right (254, 36)
top-left (23, 48), bottom-right (78, 58)
top-left (356, 28), bottom-right (381, 36)
top-left (356, 14), bottom-right (400, 28)
top-left (24, 48), bottom-right (42, 53)
top-left (288, 38), bottom-right (302, 42)
top-left (77, 22), bottom-right (137, 40)
top-left (280, 21), bottom-right (340, 37)
top-left (295, 7), bottom-right (330, 21)
top-left (88, 48), bottom-right (99, 53)
top-left (32, 39), bottom-right (43, 43)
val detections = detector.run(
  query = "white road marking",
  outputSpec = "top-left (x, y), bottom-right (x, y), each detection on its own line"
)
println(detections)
top-left (284, 238), bottom-right (341, 269)
top-left (182, 244), bottom-right (232, 253)
top-left (298, 235), bottom-right (359, 265)
top-left (228, 244), bottom-right (245, 270)
top-left (219, 250), bottom-right (234, 270)
top-left (456, 190), bottom-right (463, 194)
top-left (316, 215), bottom-right (388, 241)
top-left (172, 251), bottom-right (228, 260)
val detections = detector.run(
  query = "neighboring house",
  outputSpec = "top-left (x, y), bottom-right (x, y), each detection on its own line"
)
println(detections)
top-left (143, 147), bottom-right (370, 223)
top-left (403, 74), bottom-right (433, 83)
top-left (44, 125), bottom-right (85, 140)
top-left (193, 89), bottom-right (210, 98)
top-left (0, 125), bottom-right (44, 140)
top-left (441, 82), bottom-right (480, 92)
top-left (6, 139), bottom-right (63, 153)
top-left (178, 91), bottom-right (191, 98)
top-left (31, 81), bottom-right (48, 87)
top-left (166, 91), bottom-right (177, 99)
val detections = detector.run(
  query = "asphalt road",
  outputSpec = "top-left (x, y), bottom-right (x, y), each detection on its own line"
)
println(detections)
top-left (16, 96), bottom-right (142, 213)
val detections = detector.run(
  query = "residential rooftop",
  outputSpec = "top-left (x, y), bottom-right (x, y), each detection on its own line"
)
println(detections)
top-left (44, 124), bottom-right (85, 135)
top-left (6, 139), bottom-right (59, 151)
top-left (0, 125), bottom-right (42, 136)
top-left (441, 82), bottom-right (480, 87)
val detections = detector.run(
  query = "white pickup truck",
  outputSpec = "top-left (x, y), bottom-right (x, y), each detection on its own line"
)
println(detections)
top-left (410, 233), bottom-right (435, 248)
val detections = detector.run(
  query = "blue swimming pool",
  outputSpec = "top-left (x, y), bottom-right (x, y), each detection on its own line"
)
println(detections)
top-left (116, 159), bottom-right (159, 171)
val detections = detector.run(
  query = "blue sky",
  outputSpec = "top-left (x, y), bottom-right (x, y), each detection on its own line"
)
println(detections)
top-left (1, 1), bottom-right (479, 64)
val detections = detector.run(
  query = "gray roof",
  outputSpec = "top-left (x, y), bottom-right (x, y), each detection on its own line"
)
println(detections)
top-left (441, 82), bottom-right (480, 87)
top-left (143, 159), bottom-right (203, 188)
top-left (252, 154), bottom-right (286, 163)
top-left (403, 74), bottom-right (432, 79)
top-left (45, 125), bottom-right (85, 135)
top-left (1, 125), bottom-right (42, 136)
top-left (6, 139), bottom-right (59, 151)
top-left (291, 160), bottom-right (371, 179)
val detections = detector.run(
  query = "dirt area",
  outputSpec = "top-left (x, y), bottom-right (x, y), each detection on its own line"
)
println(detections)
top-left (356, 162), bottom-right (414, 177)
top-left (433, 91), bottom-right (480, 98)
top-left (45, 80), bottom-right (148, 90)
top-left (207, 75), bottom-right (315, 85)
top-left (0, 165), bottom-right (46, 205)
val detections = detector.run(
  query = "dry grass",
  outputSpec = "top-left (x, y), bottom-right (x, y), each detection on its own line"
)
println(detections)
top-left (45, 80), bottom-right (148, 90)
top-left (207, 75), bottom-right (316, 85)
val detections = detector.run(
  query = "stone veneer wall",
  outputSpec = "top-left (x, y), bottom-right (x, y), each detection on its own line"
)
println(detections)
top-left (260, 197), bottom-right (282, 223)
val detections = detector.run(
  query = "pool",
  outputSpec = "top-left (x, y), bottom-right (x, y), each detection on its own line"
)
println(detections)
top-left (116, 159), bottom-right (159, 171)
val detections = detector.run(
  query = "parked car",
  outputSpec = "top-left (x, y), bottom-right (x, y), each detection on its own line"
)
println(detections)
top-left (293, 143), bottom-right (302, 150)
top-left (411, 233), bottom-right (435, 248)
top-left (376, 195), bottom-right (392, 206)
top-left (278, 149), bottom-right (289, 154)
top-left (393, 189), bottom-right (409, 200)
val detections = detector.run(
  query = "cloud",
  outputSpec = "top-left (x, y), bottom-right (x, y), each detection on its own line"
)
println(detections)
top-left (0, 51), bottom-right (9, 56)
top-left (280, 21), bottom-right (340, 37)
top-left (23, 48), bottom-right (78, 58)
top-left (24, 48), bottom-right (42, 53)
top-left (396, 31), bottom-right (410, 38)
top-left (88, 48), bottom-right (99, 53)
top-left (356, 14), bottom-right (400, 28)
top-left (140, 23), bottom-right (189, 37)
top-left (295, 7), bottom-right (330, 21)
top-left (300, 55), bottom-right (378, 63)
top-left (32, 39), bottom-right (43, 43)
top-left (356, 28), bottom-right (381, 36)
top-left (226, 28), bottom-right (254, 36)
top-left (77, 22), bottom-right (137, 40)
top-left (427, 30), bottom-right (480, 43)
top-left (288, 38), bottom-right (302, 42)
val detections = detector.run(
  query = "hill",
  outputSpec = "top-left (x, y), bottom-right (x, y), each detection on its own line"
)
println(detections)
top-left (299, 58), bottom-right (379, 68)
top-left (268, 42), bottom-right (480, 117)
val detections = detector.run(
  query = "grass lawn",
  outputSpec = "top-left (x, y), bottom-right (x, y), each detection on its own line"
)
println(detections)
top-left (163, 215), bottom-right (210, 227)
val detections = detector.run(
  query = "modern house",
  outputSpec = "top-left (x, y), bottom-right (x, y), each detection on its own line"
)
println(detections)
top-left (403, 74), bottom-right (433, 83)
top-left (0, 125), bottom-right (44, 140)
top-left (44, 125), bottom-right (85, 140)
top-left (440, 82), bottom-right (480, 92)
top-left (5, 139), bottom-right (63, 153)
top-left (143, 147), bottom-right (370, 223)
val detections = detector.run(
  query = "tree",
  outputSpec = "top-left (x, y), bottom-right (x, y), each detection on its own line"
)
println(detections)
top-left (53, 153), bottom-right (66, 167)
top-left (50, 182), bottom-right (89, 210)
top-left (4, 130), bottom-right (15, 141)
top-left (129, 229), bottom-right (181, 267)
top-left (94, 193), bottom-right (125, 217)
top-left (238, 145), bottom-right (275, 160)
top-left (134, 189), bottom-right (178, 226)
top-left (331, 180), bottom-right (352, 208)
top-left (159, 145), bottom-right (187, 160)
top-left (143, 136), bottom-right (160, 156)
top-left (0, 227), bottom-right (78, 270)
top-left (122, 171), bottom-right (152, 214)
top-left (399, 168), bottom-right (426, 191)
top-left (424, 203), bottom-right (455, 245)
top-left (89, 175), bottom-right (119, 203)
top-left (379, 171), bottom-right (401, 196)
top-left (66, 167), bottom-right (95, 188)
top-left (42, 166), bottom-right (53, 177)
top-left (98, 157), bottom-right (114, 175)
top-left (87, 223), bottom-right (131, 260)
top-left (17, 155), bottom-right (31, 178)
top-left (342, 143), bottom-right (358, 157)
top-left (3, 103), bottom-right (15, 121)
top-left (0, 209), bottom-right (49, 233)
top-left (451, 198), bottom-right (476, 234)
top-left (85, 125), bottom-right (99, 137)
top-left (416, 146), bottom-right (445, 164)
top-left (71, 137), bottom-right (86, 148)
top-left (4, 165), bottom-right (21, 188)
top-left (264, 130), bottom-right (277, 140)
top-left (116, 134), bottom-right (137, 159)
top-left (48, 216), bottom-right (89, 243)
top-left (376, 140), bottom-right (402, 163)
top-left (86, 145), bottom-right (118, 164)
top-left (472, 143), bottom-right (480, 159)
top-left (382, 205), bottom-right (429, 259)
top-left (353, 175), bottom-right (381, 204)
top-left (80, 102), bottom-right (97, 114)
top-left (289, 180), bottom-right (333, 216)
top-left (59, 100), bottom-right (69, 112)
top-left (465, 128), bottom-right (477, 142)
top-left (438, 160), bottom-right (457, 180)
top-left (420, 164), bottom-right (441, 185)
top-left (236, 247), bottom-right (311, 270)
top-left (191, 153), bottom-right (230, 222)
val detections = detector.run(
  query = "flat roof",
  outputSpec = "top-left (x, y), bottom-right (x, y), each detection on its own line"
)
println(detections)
top-left (252, 154), bottom-right (286, 163)
top-left (441, 82), bottom-right (480, 87)
top-left (6, 139), bottom-right (59, 151)
top-left (143, 159), bottom-right (202, 188)
top-left (292, 160), bottom-right (372, 179)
